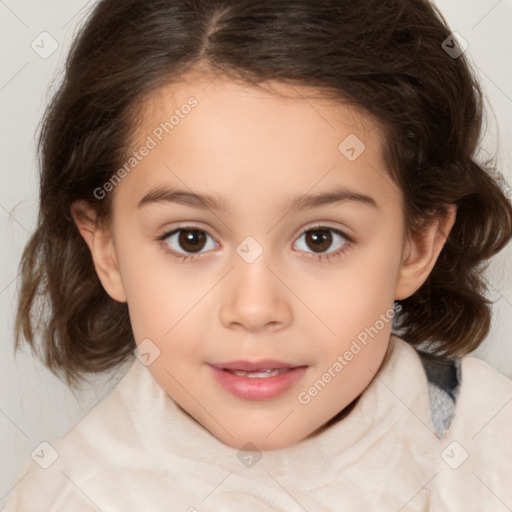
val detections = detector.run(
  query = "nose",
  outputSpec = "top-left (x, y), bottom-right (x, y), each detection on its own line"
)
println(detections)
top-left (219, 252), bottom-right (293, 333)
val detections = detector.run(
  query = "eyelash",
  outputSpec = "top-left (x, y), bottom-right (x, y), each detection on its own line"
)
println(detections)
top-left (157, 224), bottom-right (353, 263)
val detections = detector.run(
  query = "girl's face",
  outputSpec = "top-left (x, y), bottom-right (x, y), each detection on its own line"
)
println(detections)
top-left (76, 71), bottom-right (453, 450)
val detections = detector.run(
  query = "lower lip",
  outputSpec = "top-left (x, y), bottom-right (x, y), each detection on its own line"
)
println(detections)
top-left (209, 365), bottom-right (308, 400)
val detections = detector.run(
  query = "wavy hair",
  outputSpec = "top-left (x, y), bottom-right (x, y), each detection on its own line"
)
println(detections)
top-left (14, 0), bottom-right (512, 388)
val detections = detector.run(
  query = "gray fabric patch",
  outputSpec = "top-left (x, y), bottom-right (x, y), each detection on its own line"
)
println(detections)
top-left (416, 350), bottom-right (461, 439)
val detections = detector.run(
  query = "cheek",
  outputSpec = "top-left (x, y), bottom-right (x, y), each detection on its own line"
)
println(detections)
top-left (301, 230), bottom-right (401, 377)
top-left (118, 236), bottom-right (214, 362)
top-left (113, 230), bottom-right (180, 340)
top-left (305, 237), bottom-right (400, 333)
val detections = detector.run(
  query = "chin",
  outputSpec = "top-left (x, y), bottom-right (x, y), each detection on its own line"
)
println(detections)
top-left (231, 433), bottom-right (306, 452)
top-left (212, 420), bottom-right (311, 452)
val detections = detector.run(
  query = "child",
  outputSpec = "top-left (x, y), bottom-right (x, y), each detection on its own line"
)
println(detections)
top-left (4, 0), bottom-right (512, 510)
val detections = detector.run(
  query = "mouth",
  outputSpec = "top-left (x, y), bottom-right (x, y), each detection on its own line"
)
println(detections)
top-left (223, 367), bottom-right (293, 378)
top-left (208, 360), bottom-right (308, 400)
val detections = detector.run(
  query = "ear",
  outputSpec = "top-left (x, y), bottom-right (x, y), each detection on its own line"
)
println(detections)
top-left (394, 204), bottom-right (457, 300)
top-left (70, 200), bottom-right (127, 303)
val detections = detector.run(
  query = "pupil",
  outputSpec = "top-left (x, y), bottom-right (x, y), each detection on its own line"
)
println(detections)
top-left (307, 229), bottom-right (332, 252)
top-left (179, 230), bottom-right (206, 252)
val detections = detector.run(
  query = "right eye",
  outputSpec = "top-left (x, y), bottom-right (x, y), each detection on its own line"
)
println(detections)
top-left (158, 226), bottom-right (219, 262)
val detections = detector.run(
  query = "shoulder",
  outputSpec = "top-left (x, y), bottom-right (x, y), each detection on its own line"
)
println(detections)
top-left (2, 360), bottom-right (146, 511)
top-left (454, 353), bottom-right (511, 434)
top-left (431, 354), bottom-right (512, 507)
top-left (424, 350), bottom-right (512, 439)
top-left (460, 353), bottom-right (511, 394)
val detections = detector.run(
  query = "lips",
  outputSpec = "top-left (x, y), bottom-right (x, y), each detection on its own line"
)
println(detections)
top-left (211, 359), bottom-right (297, 371)
top-left (208, 359), bottom-right (308, 400)
top-left (226, 368), bottom-right (291, 378)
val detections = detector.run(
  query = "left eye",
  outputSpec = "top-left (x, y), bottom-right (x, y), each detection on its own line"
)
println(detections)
top-left (293, 226), bottom-right (348, 254)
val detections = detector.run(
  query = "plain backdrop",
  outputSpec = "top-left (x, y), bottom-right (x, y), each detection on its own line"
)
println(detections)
top-left (1, 0), bottom-right (511, 506)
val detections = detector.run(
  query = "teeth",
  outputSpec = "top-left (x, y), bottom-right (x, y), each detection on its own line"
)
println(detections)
top-left (226, 368), bottom-right (291, 378)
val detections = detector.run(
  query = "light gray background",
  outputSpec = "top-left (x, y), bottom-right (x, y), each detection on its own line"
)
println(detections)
top-left (1, 0), bottom-right (511, 505)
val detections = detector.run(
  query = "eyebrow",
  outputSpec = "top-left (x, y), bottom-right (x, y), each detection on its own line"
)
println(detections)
top-left (137, 185), bottom-right (379, 212)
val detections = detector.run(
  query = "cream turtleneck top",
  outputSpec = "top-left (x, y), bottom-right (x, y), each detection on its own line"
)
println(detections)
top-left (3, 335), bottom-right (511, 511)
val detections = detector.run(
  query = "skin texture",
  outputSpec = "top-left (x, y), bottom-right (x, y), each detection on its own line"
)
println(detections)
top-left (72, 71), bottom-right (456, 451)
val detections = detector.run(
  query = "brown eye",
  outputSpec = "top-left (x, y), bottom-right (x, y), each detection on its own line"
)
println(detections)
top-left (162, 227), bottom-right (218, 257)
top-left (304, 229), bottom-right (333, 252)
top-left (177, 229), bottom-right (207, 252)
top-left (293, 226), bottom-right (349, 259)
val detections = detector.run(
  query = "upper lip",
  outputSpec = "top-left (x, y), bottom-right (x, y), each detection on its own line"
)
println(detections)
top-left (209, 360), bottom-right (303, 371)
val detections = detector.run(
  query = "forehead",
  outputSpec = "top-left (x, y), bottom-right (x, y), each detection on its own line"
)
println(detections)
top-left (115, 71), bottom-right (399, 212)
top-left (134, 71), bottom-right (378, 143)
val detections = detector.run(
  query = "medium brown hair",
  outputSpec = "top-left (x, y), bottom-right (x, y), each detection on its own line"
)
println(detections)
top-left (15, 0), bottom-right (512, 388)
